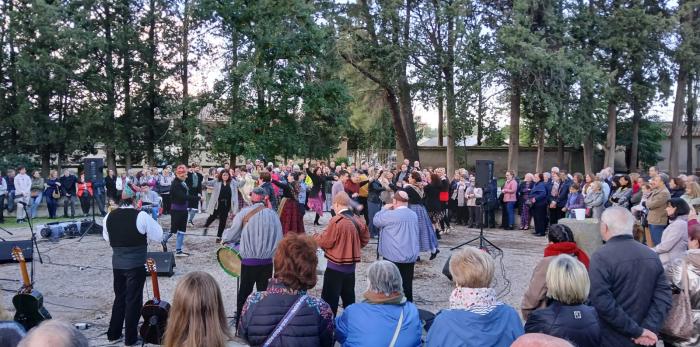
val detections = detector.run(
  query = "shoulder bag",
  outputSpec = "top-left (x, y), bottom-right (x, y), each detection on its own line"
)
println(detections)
top-left (389, 305), bottom-right (405, 347)
top-left (262, 294), bottom-right (308, 347)
top-left (661, 260), bottom-right (694, 340)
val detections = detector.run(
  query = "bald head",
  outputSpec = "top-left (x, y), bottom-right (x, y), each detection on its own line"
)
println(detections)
top-left (333, 191), bottom-right (352, 209)
top-left (19, 320), bottom-right (88, 347)
top-left (600, 206), bottom-right (635, 240)
top-left (511, 333), bottom-right (573, 347)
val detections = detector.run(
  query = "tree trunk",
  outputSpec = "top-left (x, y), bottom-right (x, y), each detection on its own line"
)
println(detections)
top-left (104, 2), bottom-right (117, 173)
top-left (604, 101), bottom-right (616, 169)
top-left (630, 100), bottom-right (642, 172)
top-left (41, 147), bottom-right (50, 178)
top-left (120, 0), bottom-right (133, 168)
top-left (536, 125), bottom-right (545, 173)
top-left (443, 11), bottom-right (456, 175)
top-left (437, 86), bottom-right (444, 146)
top-left (583, 133), bottom-right (594, 175)
top-left (385, 91), bottom-right (417, 161)
top-left (477, 79), bottom-right (483, 146)
top-left (180, 0), bottom-right (191, 163)
top-left (145, 0), bottom-right (157, 166)
top-left (687, 73), bottom-right (696, 174)
top-left (507, 79), bottom-right (520, 175)
top-left (557, 136), bottom-right (565, 170)
top-left (671, 64), bottom-right (688, 177)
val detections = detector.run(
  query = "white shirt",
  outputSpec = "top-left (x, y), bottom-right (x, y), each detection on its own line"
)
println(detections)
top-left (14, 174), bottom-right (31, 195)
top-left (102, 206), bottom-right (163, 243)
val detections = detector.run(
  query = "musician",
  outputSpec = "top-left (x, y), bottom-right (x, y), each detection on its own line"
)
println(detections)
top-left (314, 191), bottom-right (370, 315)
top-left (221, 187), bottom-right (283, 326)
top-left (103, 186), bottom-right (163, 346)
top-left (162, 164), bottom-right (193, 257)
top-left (137, 183), bottom-right (160, 221)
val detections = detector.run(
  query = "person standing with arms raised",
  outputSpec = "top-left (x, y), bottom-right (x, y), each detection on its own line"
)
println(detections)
top-left (162, 164), bottom-right (195, 257)
top-left (373, 190), bottom-right (420, 302)
top-left (103, 186), bottom-right (163, 346)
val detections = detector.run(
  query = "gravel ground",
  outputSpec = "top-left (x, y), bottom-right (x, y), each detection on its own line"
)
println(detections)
top-left (0, 212), bottom-right (546, 346)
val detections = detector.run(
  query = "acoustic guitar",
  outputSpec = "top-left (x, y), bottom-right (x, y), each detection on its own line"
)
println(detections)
top-left (11, 246), bottom-right (51, 330)
top-left (140, 258), bottom-right (170, 344)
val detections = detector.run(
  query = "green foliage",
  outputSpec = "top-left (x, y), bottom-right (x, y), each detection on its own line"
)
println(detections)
top-left (0, 155), bottom-right (38, 175)
top-left (617, 116), bottom-right (666, 169)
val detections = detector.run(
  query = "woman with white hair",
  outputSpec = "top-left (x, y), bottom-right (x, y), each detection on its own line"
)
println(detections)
top-left (525, 254), bottom-right (601, 347)
top-left (335, 260), bottom-right (421, 347)
top-left (426, 247), bottom-right (523, 346)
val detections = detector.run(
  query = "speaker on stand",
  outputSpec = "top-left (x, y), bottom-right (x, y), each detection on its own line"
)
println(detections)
top-left (79, 158), bottom-right (104, 241)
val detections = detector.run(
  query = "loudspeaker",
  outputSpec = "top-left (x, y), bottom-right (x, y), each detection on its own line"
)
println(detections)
top-left (475, 160), bottom-right (494, 188)
top-left (145, 252), bottom-right (176, 277)
top-left (83, 158), bottom-right (104, 183)
top-left (442, 255), bottom-right (453, 281)
top-left (0, 240), bottom-right (33, 264)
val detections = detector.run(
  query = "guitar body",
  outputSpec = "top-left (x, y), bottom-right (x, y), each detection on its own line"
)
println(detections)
top-left (139, 299), bottom-right (170, 344)
top-left (140, 258), bottom-right (170, 345)
top-left (10, 247), bottom-right (51, 331)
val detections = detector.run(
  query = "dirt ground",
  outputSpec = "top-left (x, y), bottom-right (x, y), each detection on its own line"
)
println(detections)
top-left (0, 211), bottom-right (546, 346)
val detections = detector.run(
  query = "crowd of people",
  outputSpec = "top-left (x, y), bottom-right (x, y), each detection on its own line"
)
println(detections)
top-left (1, 159), bottom-right (700, 346)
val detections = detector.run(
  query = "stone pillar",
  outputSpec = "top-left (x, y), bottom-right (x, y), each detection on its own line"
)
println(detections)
top-left (558, 218), bottom-right (604, 258)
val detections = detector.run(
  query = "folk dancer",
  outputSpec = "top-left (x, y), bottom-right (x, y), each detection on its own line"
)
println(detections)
top-left (221, 187), bottom-right (283, 327)
top-left (162, 164), bottom-right (194, 257)
top-left (314, 192), bottom-right (370, 315)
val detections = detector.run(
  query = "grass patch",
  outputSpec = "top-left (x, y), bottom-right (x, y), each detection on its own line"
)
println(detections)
top-left (0, 216), bottom-right (87, 229)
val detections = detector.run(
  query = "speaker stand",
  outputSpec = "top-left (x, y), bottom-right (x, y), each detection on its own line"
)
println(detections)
top-left (78, 193), bottom-right (101, 242)
top-left (450, 204), bottom-right (502, 255)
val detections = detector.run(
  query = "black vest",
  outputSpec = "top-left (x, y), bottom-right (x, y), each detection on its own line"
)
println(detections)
top-left (106, 208), bottom-right (146, 247)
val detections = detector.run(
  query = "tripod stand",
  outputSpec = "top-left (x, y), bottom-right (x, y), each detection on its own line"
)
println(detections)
top-left (450, 203), bottom-right (502, 255)
top-left (78, 192), bottom-right (101, 241)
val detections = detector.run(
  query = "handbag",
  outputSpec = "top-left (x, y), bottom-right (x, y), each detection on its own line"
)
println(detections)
top-left (52, 186), bottom-right (61, 199)
top-left (262, 294), bottom-right (308, 347)
top-left (661, 261), bottom-right (694, 340)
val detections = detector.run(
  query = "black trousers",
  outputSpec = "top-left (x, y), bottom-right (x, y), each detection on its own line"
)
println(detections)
top-left (321, 268), bottom-right (356, 315)
top-left (468, 206), bottom-right (480, 226)
top-left (108, 267), bottom-right (146, 345)
top-left (161, 194), bottom-right (171, 214)
top-left (549, 207), bottom-right (562, 225)
top-left (389, 261), bottom-right (415, 302)
top-left (80, 195), bottom-right (91, 215)
top-left (204, 201), bottom-right (231, 237)
top-left (237, 263), bottom-right (273, 321)
top-left (533, 205), bottom-right (549, 235)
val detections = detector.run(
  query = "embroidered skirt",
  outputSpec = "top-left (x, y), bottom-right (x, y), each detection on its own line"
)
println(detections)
top-left (278, 197), bottom-right (305, 235)
top-left (307, 190), bottom-right (324, 215)
top-left (409, 204), bottom-right (438, 253)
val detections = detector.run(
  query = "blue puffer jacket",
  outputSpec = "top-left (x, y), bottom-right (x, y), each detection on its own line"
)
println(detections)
top-left (335, 301), bottom-right (422, 347)
top-left (530, 182), bottom-right (549, 207)
top-left (524, 301), bottom-right (601, 347)
top-left (239, 279), bottom-right (335, 347)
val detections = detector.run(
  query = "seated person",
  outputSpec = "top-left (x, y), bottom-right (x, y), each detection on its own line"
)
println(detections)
top-left (239, 234), bottom-right (334, 347)
top-left (425, 246), bottom-right (523, 346)
top-left (524, 254), bottom-right (601, 347)
top-left (163, 271), bottom-right (236, 347)
top-left (335, 260), bottom-right (421, 347)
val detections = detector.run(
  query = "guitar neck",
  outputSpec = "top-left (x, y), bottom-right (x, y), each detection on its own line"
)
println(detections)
top-left (18, 260), bottom-right (31, 289)
top-left (150, 270), bottom-right (160, 301)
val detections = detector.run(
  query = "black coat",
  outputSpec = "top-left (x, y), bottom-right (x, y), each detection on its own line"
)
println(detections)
top-left (525, 301), bottom-right (601, 347)
top-left (589, 235), bottom-right (672, 347)
top-left (555, 179), bottom-right (572, 208)
top-left (185, 172), bottom-right (203, 208)
top-left (240, 281), bottom-right (334, 347)
top-left (305, 168), bottom-right (326, 198)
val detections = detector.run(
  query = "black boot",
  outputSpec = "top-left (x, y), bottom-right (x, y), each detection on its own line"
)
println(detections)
top-left (314, 213), bottom-right (321, 226)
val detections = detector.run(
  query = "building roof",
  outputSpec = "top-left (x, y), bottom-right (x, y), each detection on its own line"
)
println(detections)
top-left (661, 121), bottom-right (700, 137)
top-left (418, 136), bottom-right (478, 147)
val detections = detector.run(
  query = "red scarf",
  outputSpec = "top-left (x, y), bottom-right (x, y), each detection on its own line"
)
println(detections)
top-left (543, 242), bottom-right (590, 269)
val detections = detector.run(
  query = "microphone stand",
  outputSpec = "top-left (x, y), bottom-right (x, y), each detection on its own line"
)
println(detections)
top-left (20, 202), bottom-right (43, 287)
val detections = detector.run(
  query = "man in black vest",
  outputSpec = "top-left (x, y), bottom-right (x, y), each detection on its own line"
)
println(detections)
top-left (103, 186), bottom-right (163, 346)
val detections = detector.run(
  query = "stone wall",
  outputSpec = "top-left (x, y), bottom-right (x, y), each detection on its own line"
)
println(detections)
top-left (396, 146), bottom-right (598, 175)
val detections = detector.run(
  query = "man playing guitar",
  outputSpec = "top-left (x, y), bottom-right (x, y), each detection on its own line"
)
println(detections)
top-left (103, 186), bottom-right (163, 346)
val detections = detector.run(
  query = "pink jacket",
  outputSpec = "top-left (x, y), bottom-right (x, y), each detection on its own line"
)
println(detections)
top-left (502, 179), bottom-right (518, 202)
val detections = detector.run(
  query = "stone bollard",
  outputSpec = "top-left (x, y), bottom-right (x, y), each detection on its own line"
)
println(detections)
top-left (558, 218), bottom-right (604, 258)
